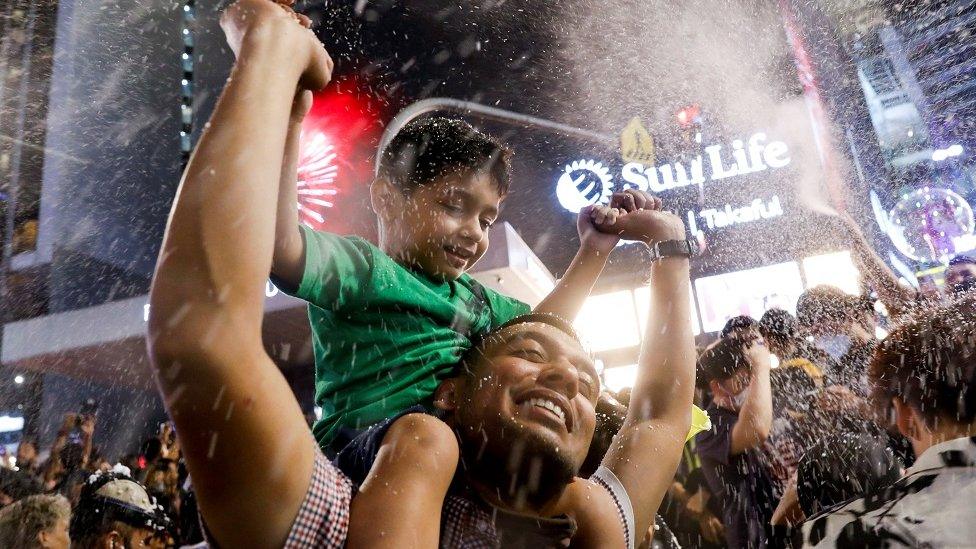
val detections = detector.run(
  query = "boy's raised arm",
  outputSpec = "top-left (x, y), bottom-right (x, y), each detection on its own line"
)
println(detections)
top-left (596, 208), bottom-right (696, 540)
top-left (146, 2), bottom-right (332, 547)
top-left (535, 190), bottom-right (657, 321)
top-left (271, 89), bottom-right (312, 291)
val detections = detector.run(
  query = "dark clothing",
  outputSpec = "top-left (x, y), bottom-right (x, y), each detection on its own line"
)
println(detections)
top-left (695, 405), bottom-right (777, 549)
top-left (333, 406), bottom-right (578, 548)
top-left (333, 405), bottom-right (431, 485)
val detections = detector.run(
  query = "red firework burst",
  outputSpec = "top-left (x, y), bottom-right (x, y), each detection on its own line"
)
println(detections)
top-left (296, 129), bottom-right (339, 230)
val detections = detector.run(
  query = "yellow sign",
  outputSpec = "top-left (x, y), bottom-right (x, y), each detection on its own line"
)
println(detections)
top-left (620, 117), bottom-right (655, 165)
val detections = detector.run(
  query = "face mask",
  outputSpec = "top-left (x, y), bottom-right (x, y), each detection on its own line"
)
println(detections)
top-left (816, 334), bottom-right (852, 361)
top-left (731, 388), bottom-right (749, 409)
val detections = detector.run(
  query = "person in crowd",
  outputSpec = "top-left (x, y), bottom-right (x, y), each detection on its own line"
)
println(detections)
top-left (42, 413), bottom-right (96, 504)
top-left (70, 468), bottom-right (172, 549)
top-left (839, 211), bottom-right (974, 312)
top-left (721, 315), bottom-right (760, 341)
top-left (795, 286), bottom-right (876, 392)
top-left (0, 466), bottom-right (43, 509)
top-left (758, 308), bottom-right (836, 372)
top-left (764, 363), bottom-right (823, 497)
top-left (0, 493), bottom-right (71, 548)
top-left (146, 3), bottom-right (697, 548)
top-left (15, 437), bottom-right (42, 479)
top-left (695, 336), bottom-right (777, 548)
top-left (945, 255), bottom-right (976, 294)
top-left (800, 295), bottom-right (976, 547)
top-left (771, 427), bottom-right (901, 531)
top-left (838, 211), bottom-right (920, 317)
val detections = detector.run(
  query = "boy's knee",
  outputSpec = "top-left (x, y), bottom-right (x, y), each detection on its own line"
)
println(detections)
top-left (383, 413), bottom-right (459, 469)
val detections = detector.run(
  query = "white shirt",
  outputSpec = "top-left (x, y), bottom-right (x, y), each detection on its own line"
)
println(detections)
top-left (801, 436), bottom-right (976, 547)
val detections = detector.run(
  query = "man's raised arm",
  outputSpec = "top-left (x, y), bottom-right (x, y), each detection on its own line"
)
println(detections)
top-left (146, 2), bottom-right (332, 547)
top-left (597, 209), bottom-right (696, 540)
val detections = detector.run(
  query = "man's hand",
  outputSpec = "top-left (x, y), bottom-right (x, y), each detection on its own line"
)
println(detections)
top-left (610, 189), bottom-right (662, 213)
top-left (700, 512), bottom-right (725, 543)
top-left (79, 416), bottom-right (96, 438)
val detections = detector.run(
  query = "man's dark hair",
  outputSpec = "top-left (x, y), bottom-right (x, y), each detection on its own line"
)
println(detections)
top-left (377, 117), bottom-right (512, 195)
top-left (697, 337), bottom-right (749, 384)
top-left (948, 255), bottom-right (976, 267)
top-left (770, 363), bottom-right (817, 413)
top-left (870, 294), bottom-right (976, 426)
top-left (461, 312), bottom-right (584, 375)
top-left (795, 285), bottom-right (855, 330)
top-left (796, 428), bottom-right (901, 517)
top-left (721, 315), bottom-right (757, 339)
top-left (758, 308), bottom-right (799, 343)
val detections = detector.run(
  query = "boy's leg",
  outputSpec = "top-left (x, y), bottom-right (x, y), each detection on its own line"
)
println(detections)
top-left (147, 1), bottom-right (334, 547)
top-left (347, 414), bottom-right (460, 548)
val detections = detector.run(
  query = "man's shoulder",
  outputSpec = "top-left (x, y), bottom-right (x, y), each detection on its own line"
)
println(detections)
top-left (801, 457), bottom-right (976, 547)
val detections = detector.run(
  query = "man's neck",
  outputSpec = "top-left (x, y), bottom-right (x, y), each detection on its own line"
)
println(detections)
top-left (464, 471), bottom-right (569, 517)
top-left (916, 421), bottom-right (976, 456)
top-left (457, 439), bottom-right (572, 516)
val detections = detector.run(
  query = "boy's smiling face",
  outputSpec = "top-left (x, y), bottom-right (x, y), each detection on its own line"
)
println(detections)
top-left (377, 169), bottom-right (503, 280)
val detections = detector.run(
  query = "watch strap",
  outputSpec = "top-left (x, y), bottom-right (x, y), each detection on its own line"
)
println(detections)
top-left (650, 239), bottom-right (698, 261)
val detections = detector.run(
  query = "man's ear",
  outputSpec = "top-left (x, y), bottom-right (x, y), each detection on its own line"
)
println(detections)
top-left (433, 378), bottom-right (463, 412)
top-left (369, 177), bottom-right (399, 216)
top-left (101, 531), bottom-right (123, 549)
top-left (893, 397), bottom-right (918, 440)
top-left (708, 379), bottom-right (722, 397)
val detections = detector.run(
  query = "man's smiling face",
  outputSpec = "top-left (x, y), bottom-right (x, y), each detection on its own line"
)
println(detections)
top-left (449, 320), bottom-right (601, 482)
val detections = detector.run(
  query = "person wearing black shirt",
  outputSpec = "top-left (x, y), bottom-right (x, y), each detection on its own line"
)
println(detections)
top-left (695, 336), bottom-right (777, 549)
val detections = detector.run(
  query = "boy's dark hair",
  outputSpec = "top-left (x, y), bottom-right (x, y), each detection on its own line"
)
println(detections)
top-left (697, 337), bottom-right (749, 384)
top-left (378, 117), bottom-right (512, 195)
top-left (870, 294), bottom-right (976, 427)
top-left (721, 315), bottom-right (757, 338)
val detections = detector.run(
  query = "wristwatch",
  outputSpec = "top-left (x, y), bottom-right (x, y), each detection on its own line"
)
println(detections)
top-left (649, 239), bottom-right (699, 261)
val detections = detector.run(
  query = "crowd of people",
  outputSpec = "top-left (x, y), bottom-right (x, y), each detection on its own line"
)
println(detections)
top-left (0, 417), bottom-right (187, 547)
top-left (1, 0), bottom-right (975, 546)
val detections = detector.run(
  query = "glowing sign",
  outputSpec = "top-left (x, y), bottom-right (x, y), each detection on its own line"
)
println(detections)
top-left (697, 196), bottom-right (783, 230)
top-left (556, 160), bottom-right (614, 213)
top-left (620, 132), bottom-right (790, 193)
top-left (556, 132), bottom-right (791, 213)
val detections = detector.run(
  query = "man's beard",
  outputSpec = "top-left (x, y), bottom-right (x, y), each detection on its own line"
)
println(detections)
top-left (456, 416), bottom-right (578, 512)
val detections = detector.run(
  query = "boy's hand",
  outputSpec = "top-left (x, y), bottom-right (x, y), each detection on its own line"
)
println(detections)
top-left (599, 207), bottom-right (687, 245)
top-left (578, 205), bottom-right (622, 254)
top-left (220, 0), bottom-right (333, 91)
top-left (290, 89), bottom-right (313, 123)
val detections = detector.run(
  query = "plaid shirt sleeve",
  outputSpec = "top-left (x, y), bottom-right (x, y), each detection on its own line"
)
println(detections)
top-left (283, 449), bottom-right (355, 549)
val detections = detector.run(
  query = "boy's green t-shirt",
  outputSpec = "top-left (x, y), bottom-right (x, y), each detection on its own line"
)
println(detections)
top-left (292, 225), bottom-right (531, 449)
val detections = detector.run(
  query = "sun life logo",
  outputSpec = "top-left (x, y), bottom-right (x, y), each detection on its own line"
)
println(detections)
top-left (556, 159), bottom-right (614, 213)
